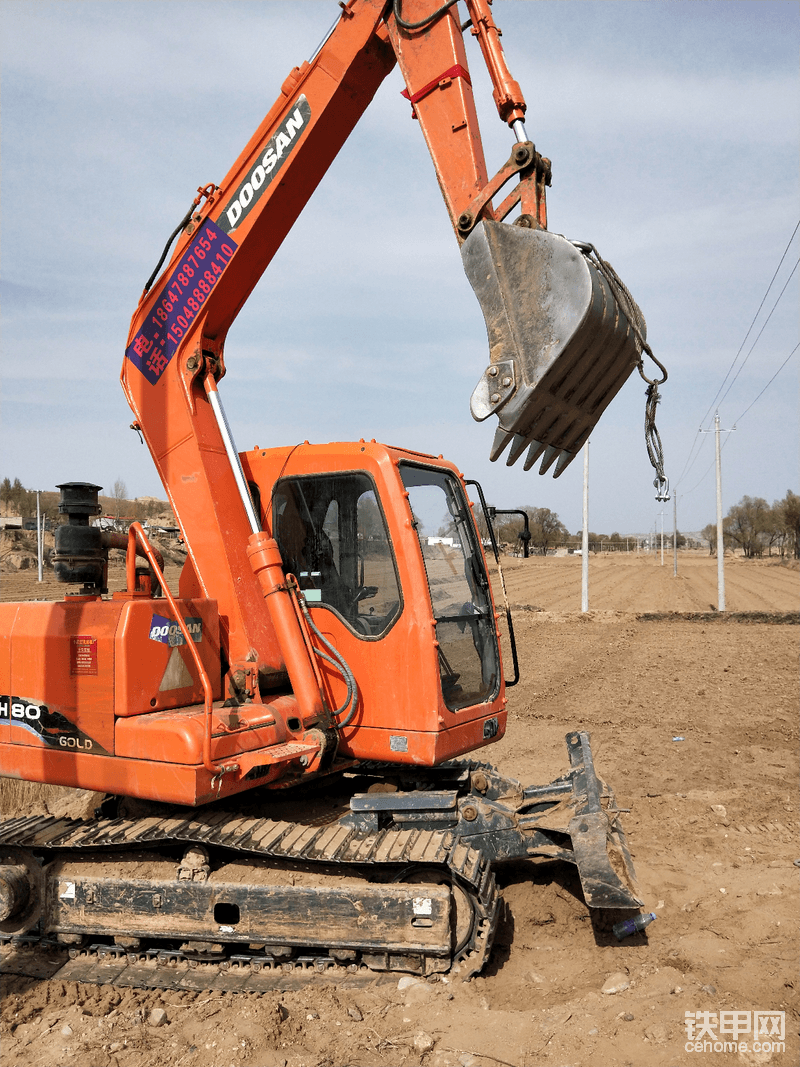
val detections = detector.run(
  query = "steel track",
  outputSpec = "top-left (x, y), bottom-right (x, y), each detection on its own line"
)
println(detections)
top-left (0, 806), bottom-right (499, 991)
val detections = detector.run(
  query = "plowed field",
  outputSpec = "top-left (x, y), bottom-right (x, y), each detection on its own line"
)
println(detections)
top-left (1, 552), bottom-right (798, 1067)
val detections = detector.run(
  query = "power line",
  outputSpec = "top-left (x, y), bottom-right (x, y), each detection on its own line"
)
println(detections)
top-left (674, 429), bottom-right (707, 491)
top-left (679, 335), bottom-right (798, 501)
top-left (681, 427), bottom-right (734, 499)
top-left (734, 341), bottom-right (800, 424)
top-left (674, 423), bottom-right (708, 489)
top-left (674, 219), bottom-right (800, 491)
top-left (717, 258), bottom-right (799, 409)
top-left (698, 219), bottom-right (800, 429)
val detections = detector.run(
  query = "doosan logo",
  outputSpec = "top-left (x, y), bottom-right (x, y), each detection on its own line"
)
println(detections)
top-left (219, 96), bottom-right (311, 234)
top-left (149, 615), bottom-right (203, 647)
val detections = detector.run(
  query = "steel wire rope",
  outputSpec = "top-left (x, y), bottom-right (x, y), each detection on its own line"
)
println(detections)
top-left (571, 242), bottom-right (670, 497)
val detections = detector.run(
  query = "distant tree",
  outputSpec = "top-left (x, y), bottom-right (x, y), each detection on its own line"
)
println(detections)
top-left (701, 523), bottom-right (717, 555)
top-left (605, 531), bottom-right (640, 552)
top-left (529, 507), bottom-right (568, 555)
top-left (7, 478), bottom-right (35, 518)
top-left (490, 506), bottom-right (567, 555)
top-left (471, 508), bottom-right (493, 543)
top-left (777, 490), bottom-right (800, 559)
top-left (357, 494), bottom-right (385, 541)
top-left (112, 478), bottom-right (128, 520)
top-left (137, 498), bottom-right (169, 522)
top-left (760, 504), bottom-right (783, 557)
top-left (586, 532), bottom-right (611, 553)
top-left (724, 496), bottom-right (771, 558)
top-left (494, 517), bottom-right (521, 544)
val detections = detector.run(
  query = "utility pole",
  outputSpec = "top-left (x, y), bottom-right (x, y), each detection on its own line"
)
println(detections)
top-left (714, 414), bottom-right (725, 610)
top-left (36, 491), bottom-right (43, 583)
top-left (581, 441), bottom-right (589, 612)
top-left (700, 412), bottom-right (735, 611)
top-left (659, 510), bottom-right (665, 566)
top-left (714, 414), bottom-right (725, 609)
top-left (672, 492), bottom-right (678, 577)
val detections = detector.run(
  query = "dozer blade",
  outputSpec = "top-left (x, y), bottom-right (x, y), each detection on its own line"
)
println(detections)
top-left (564, 731), bottom-right (643, 909)
top-left (462, 221), bottom-right (642, 477)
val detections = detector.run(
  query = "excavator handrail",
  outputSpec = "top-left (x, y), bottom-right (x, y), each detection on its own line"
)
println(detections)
top-left (125, 522), bottom-right (239, 779)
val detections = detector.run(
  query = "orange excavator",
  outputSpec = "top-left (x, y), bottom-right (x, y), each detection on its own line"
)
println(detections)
top-left (0, 0), bottom-right (647, 988)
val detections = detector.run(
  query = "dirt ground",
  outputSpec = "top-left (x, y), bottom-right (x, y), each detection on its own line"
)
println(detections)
top-left (1, 551), bottom-right (798, 1067)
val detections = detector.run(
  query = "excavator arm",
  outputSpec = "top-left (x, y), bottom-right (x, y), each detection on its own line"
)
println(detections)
top-left (121, 0), bottom-right (641, 697)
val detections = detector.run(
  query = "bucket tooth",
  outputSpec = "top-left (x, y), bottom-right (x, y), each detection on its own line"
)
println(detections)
top-left (553, 448), bottom-right (577, 477)
top-left (522, 440), bottom-right (546, 471)
top-left (537, 445), bottom-right (561, 475)
top-left (506, 433), bottom-right (532, 466)
top-left (489, 426), bottom-right (515, 462)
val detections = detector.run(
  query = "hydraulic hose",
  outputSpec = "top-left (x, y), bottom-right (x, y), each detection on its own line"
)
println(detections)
top-left (292, 586), bottom-right (359, 729)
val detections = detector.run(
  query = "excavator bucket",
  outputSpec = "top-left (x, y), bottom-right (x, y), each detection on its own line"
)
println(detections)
top-left (463, 221), bottom-right (643, 477)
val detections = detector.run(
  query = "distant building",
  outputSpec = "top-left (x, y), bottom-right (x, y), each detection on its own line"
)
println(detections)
top-left (143, 522), bottom-right (182, 541)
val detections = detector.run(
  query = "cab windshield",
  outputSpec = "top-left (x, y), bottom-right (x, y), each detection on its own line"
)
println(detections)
top-left (400, 464), bottom-right (499, 710)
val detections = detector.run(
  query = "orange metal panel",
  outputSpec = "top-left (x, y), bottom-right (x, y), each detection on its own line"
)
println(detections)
top-left (0, 596), bottom-right (222, 760)
top-left (0, 741), bottom-right (292, 807)
top-left (386, 0), bottom-right (491, 231)
top-left (114, 695), bottom-right (293, 764)
top-left (113, 597), bottom-right (222, 716)
top-left (5, 599), bottom-right (119, 754)
top-left (333, 712), bottom-right (507, 765)
top-left (0, 604), bottom-right (16, 745)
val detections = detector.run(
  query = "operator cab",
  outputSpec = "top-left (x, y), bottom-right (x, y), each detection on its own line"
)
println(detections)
top-left (241, 441), bottom-right (506, 762)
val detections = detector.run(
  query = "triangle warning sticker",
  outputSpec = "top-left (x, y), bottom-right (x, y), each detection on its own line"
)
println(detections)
top-left (159, 646), bottom-right (194, 692)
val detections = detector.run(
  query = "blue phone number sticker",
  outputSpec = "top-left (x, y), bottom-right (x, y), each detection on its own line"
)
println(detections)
top-left (126, 219), bottom-right (238, 385)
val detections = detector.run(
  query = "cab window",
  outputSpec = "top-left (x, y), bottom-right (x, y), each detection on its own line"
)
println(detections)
top-left (272, 473), bottom-right (401, 638)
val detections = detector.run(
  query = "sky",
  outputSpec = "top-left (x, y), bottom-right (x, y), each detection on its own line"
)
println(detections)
top-left (1, 0), bottom-right (798, 538)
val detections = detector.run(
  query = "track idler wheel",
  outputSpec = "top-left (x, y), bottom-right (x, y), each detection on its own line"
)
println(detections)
top-left (0, 850), bottom-right (44, 935)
